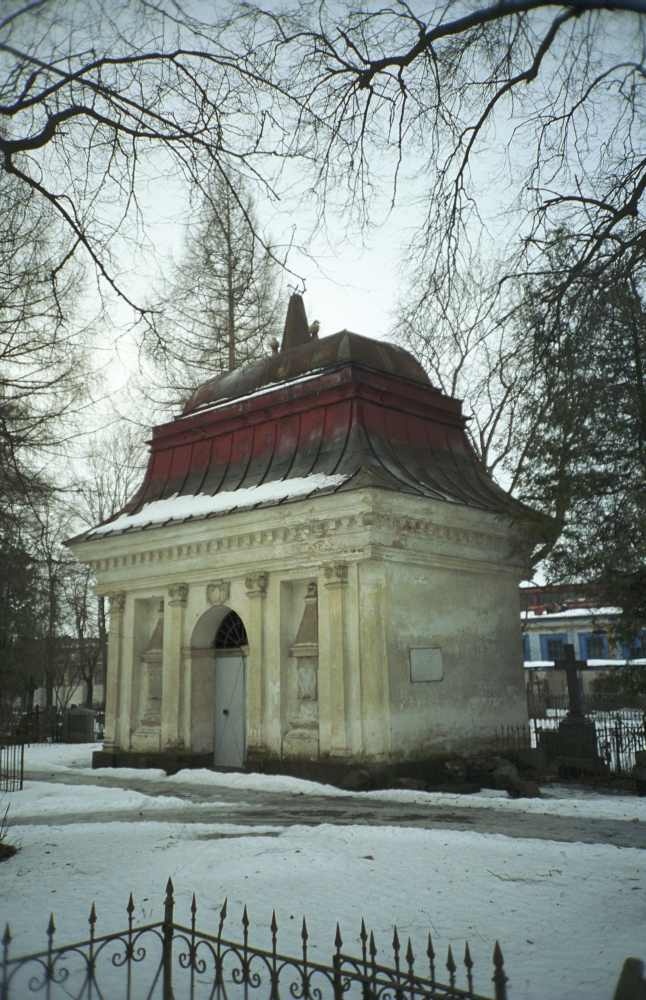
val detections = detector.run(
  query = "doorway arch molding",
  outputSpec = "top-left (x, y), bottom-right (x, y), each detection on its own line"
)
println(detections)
top-left (187, 602), bottom-right (249, 761)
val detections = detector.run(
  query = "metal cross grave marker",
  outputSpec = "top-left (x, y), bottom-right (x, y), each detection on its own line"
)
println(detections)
top-left (554, 643), bottom-right (588, 718)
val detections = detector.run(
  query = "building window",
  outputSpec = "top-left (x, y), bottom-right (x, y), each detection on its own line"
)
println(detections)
top-left (214, 611), bottom-right (248, 650)
top-left (578, 632), bottom-right (609, 659)
top-left (621, 632), bottom-right (646, 659)
top-left (522, 633), bottom-right (530, 661)
top-left (539, 634), bottom-right (567, 661)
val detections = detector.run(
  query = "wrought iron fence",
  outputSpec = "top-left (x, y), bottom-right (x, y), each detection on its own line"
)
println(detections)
top-left (495, 711), bottom-right (646, 774)
top-left (0, 706), bottom-right (102, 745)
top-left (1, 879), bottom-right (509, 1000)
top-left (0, 743), bottom-right (23, 793)
top-left (594, 711), bottom-right (646, 772)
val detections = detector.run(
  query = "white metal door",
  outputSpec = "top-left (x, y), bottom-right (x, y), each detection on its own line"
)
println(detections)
top-left (213, 654), bottom-right (246, 767)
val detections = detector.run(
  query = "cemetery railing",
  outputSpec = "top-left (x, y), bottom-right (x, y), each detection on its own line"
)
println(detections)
top-left (496, 711), bottom-right (646, 774)
top-left (0, 742), bottom-right (23, 793)
top-left (1, 878), bottom-right (509, 1000)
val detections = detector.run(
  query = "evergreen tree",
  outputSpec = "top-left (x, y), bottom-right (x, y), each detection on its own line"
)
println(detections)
top-left (147, 173), bottom-right (281, 409)
top-left (511, 247), bottom-right (646, 636)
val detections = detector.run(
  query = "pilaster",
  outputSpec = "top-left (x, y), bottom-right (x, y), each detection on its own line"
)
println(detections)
top-left (358, 559), bottom-right (391, 757)
top-left (161, 583), bottom-right (188, 749)
top-left (103, 591), bottom-right (125, 750)
top-left (319, 562), bottom-right (349, 756)
top-left (245, 572), bottom-right (268, 751)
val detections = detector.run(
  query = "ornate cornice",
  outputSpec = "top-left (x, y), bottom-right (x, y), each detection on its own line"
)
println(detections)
top-left (322, 562), bottom-right (348, 588)
top-left (207, 579), bottom-right (230, 605)
top-left (85, 510), bottom-right (516, 577)
top-left (168, 583), bottom-right (188, 607)
top-left (245, 572), bottom-right (268, 598)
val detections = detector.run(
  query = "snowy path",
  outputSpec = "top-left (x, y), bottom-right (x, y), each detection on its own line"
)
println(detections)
top-left (2, 746), bottom-right (646, 1000)
top-left (19, 767), bottom-right (646, 848)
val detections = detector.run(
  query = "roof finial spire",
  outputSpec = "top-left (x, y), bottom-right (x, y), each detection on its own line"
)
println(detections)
top-left (280, 293), bottom-right (310, 352)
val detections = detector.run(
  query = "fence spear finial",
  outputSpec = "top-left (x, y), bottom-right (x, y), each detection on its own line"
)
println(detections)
top-left (426, 932), bottom-right (436, 982)
top-left (218, 898), bottom-right (228, 939)
top-left (406, 937), bottom-right (414, 971)
top-left (447, 944), bottom-right (456, 985)
top-left (464, 942), bottom-right (474, 993)
top-left (164, 879), bottom-right (175, 925)
top-left (493, 941), bottom-right (508, 1000)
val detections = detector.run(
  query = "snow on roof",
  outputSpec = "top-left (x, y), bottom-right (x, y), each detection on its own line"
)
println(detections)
top-left (524, 658), bottom-right (646, 669)
top-left (88, 473), bottom-right (348, 537)
top-left (179, 368), bottom-right (327, 419)
top-left (523, 607), bottom-right (621, 621)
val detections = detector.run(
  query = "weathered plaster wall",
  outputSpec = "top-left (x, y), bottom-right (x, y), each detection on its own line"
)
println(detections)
top-left (385, 558), bottom-right (526, 756)
top-left (72, 487), bottom-right (533, 770)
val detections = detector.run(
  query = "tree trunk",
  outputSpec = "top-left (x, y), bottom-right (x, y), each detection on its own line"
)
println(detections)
top-left (85, 670), bottom-right (94, 708)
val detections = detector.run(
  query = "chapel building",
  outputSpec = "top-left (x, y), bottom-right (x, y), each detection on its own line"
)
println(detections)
top-left (69, 295), bottom-right (543, 776)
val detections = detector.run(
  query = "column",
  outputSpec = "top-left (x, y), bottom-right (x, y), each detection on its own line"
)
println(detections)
top-left (245, 572), bottom-right (268, 753)
top-left (321, 562), bottom-right (349, 756)
top-left (103, 591), bottom-right (125, 750)
top-left (161, 583), bottom-right (188, 750)
top-left (358, 559), bottom-right (391, 757)
top-left (180, 645), bottom-right (193, 750)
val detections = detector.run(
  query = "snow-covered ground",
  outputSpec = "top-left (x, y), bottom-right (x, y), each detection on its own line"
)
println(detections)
top-left (1, 744), bottom-right (644, 1000)
top-left (23, 741), bottom-right (646, 822)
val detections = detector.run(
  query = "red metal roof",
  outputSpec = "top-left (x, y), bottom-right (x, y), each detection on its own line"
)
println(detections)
top-left (113, 342), bottom-right (523, 526)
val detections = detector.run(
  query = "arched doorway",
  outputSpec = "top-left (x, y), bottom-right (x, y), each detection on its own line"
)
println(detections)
top-left (213, 610), bottom-right (248, 768)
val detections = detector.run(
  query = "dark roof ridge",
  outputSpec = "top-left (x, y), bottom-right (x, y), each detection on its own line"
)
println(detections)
top-left (182, 328), bottom-right (430, 415)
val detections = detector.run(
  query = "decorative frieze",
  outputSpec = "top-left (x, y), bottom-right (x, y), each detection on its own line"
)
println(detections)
top-left (84, 510), bottom-right (515, 576)
top-left (323, 562), bottom-right (348, 589)
top-left (206, 579), bottom-right (230, 605)
top-left (245, 572), bottom-right (268, 598)
top-left (167, 583), bottom-right (188, 606)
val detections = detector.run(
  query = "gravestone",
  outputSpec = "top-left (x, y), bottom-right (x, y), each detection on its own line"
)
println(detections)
top-left (540, 644), bottom-right (602, 770)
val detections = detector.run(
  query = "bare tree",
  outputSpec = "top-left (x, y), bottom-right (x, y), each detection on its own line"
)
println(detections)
top-left (75, 423), bottom-right (147, 692)
top-left (243, 1), bottom-right (645, 311)
top-left (396, 257), bottom-right (545, 484)
top-left (5, 2), bottom-right (642, 320)
top-left (0, 170), bottom-right (86, 513)
top-left (146, 171), bottom-right (282, 409)
top-left (60, 562), bottom-right (101, 708)
top-left (0, 0), bottom-right (286, 315)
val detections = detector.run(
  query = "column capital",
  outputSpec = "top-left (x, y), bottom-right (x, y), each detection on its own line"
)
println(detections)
top-left (168, 583), bottom-right (188, 607)
top-left (207, 579), bottom-right (230, 606)
top-left (245, 572), bottom-right (268, 598)
top-left (322, 562), bottom-right (348, 589)
top-left (107, 591), bottom-right (126, 616)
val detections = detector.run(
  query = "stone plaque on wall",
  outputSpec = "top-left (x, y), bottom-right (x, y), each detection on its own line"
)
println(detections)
top-left (409, 647), bottom-right (443, 683)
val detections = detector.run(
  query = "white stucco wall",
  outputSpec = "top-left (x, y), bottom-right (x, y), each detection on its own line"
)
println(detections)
top-left (385, 558), bottom-right (526, 755)
top-left (71, 486), bottom-right (534, 766)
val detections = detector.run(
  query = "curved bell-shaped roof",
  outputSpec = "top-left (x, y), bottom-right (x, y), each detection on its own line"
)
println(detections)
top-left (74, 295), bottom-right (547, 541)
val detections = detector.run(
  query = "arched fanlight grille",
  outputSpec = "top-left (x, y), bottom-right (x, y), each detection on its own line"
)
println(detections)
top-left (214, 610), bottom-right (248, 650)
